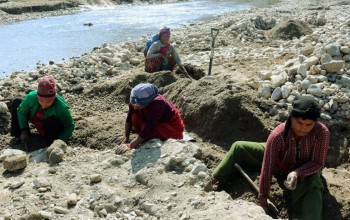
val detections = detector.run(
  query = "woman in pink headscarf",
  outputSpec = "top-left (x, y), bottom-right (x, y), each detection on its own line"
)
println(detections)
top-left (145, 27), bottom-right (191, 79)
top-left (10, 76), bottom-right (74, 151)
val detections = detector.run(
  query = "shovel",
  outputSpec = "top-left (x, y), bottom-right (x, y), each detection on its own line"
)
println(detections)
top-left (234, 163), bottom-right (279, 215)
top-left (208, 28), bottom-right (219, 75)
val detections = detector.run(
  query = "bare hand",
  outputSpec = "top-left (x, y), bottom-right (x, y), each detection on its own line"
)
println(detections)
top-left (284, 171), bottom-right (298, 190)
top-left (119, 136), bottom-right (129, 144)
top-left (115, 144), bottom-right (131, 155)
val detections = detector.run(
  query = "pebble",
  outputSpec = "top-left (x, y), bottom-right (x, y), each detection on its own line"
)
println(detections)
top-left (90, 174), bottom-right (102, 184)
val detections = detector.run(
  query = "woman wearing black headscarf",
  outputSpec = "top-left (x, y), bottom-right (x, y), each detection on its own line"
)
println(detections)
top-left (212, 96), bottom-right (330, 220)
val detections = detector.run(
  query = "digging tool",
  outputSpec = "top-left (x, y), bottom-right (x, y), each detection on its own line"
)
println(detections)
top-left (234, 163), bottom-right (279, 215)
top-left (208, 28), bottom-right (219, 75)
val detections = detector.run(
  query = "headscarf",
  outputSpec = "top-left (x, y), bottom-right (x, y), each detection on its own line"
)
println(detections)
top-left (291, 96), bottom-right (321, 120)
top-left (37, 75), bottom-right (57, 102)
top-left (159, 27), bottom-right (171, 37)
top-left (130, 83), bottom-right (159, 106)
top-left (284, 96), bottom-right (321, 141)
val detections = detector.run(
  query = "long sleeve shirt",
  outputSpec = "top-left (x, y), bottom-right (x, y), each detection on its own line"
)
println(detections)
top-left (17, 90), bottom-right (75, 141)
top-left (126, 95), bottom-right (179, 139)
top-left (258, 122), bottom-right (330, 199)
top-left (146, 40), bottom-right (183, 67)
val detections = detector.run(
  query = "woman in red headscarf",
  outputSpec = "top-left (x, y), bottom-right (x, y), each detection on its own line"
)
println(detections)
top-left (145, 27), bottom-right (191, 79)
top-left (10, 76), bottom-right (74, 151)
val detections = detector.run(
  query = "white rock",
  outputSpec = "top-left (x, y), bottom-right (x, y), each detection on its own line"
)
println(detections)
top-left (281, 85), bottom-right (290, 98)
top-left (271, 73), bottom-right (287, 88)
top-left (332, 96), bottom-right (349, 103)
top-left (259, 70), bottom-right (272, 80)
top-left (191, 164), bottom-right (207, 175)
top-left (320, 112), bottom-right (332, 120)
top-left (258, 84), bottom-right (271, 99)
top-left (317, 75), bottom-right (328, 82)
top-left (341, 46), bottom-right (350, 54)
top-left (90, 174), bottom-right (102, 184)
top-left (271, 87), bottom-right (282, 101)
top-left (322, 88), bottom-right (336, 96)
top-left (39, 211), bottom-right (52, 219)
top-left (3, 154), bottom-right (28, 172)
top-left (54, 206), bottom-right (69, 214)
top-left (67, 193), bottom-right (78, 205)
top-left (325, 43), bottom-right (341, 56)
top-left (0, 102), bottom-right (8, 114)
top-left (307, 84), bottom-right (323, 97)
top-left (320, 54), bottom-right (333, 64)
top-left (304, 56), bottom-right (319, 69)
top-left (321, 61), bottom-right (345, 73)
top-left (33, 177), bottom-right (51, 189)
top-left (287, 95), bottom-right (296, 103)
top-left (297, 64), bottom-right (307, 77)
top-left (0, 149), bottom-right (26, 162)
top-left (301, 79), bottom-right (311, 90)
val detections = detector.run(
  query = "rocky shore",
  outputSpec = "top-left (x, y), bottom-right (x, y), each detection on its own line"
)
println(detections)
top-left (1, 0), bottom-right (350, 219)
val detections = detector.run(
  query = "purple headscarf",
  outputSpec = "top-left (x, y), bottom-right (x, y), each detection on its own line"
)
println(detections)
top-left (130, 83), bottom-right (159, 106)
top-left (159, 27), bottom-right (171, 37)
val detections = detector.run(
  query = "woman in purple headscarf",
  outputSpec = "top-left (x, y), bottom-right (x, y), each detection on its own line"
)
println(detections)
top-left (145, 27), bottom-right (191, 79)
top-left (115, 83), bottom-right (185, 154)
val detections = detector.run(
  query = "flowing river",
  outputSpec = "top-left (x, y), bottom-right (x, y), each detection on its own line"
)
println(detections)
top-left (0, 0), bottom-right (282, 77)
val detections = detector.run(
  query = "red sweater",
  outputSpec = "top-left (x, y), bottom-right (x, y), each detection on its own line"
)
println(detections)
top-left (126, 95), bottom-right (179, 139)
top-left (258, 122), bottom-right (330, 199)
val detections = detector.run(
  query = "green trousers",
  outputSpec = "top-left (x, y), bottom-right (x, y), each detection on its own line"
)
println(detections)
top-left (212, 141), bottom-right (323, 220)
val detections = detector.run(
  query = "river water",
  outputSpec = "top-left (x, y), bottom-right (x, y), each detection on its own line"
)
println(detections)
top-left (0, 0), bottom-right (282, 77)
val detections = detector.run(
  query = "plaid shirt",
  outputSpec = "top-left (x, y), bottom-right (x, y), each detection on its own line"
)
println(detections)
top-left (258, 122), bottom-right (330, 199)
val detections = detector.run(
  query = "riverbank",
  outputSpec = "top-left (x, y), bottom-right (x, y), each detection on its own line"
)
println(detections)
top-left (0, 0), bottom-right (159, 23)
top-left (0, 0), bottom-right (350, 219)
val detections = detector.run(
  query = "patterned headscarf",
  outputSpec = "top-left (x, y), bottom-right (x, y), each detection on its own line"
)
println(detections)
top-left (159, 27), bottom-right (171, 37)
top-left (37, 75), bottom-right (57, 101)
top-left (130, 83), bottom-right (159, 106)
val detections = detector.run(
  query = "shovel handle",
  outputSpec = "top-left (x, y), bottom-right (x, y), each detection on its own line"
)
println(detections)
top-left (234, 163), bottom-right (279, 215)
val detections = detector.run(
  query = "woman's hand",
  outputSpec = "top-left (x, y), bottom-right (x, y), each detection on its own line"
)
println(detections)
top-left (115, 144), bottom-right (132, 155)
top-left (120, 136), bottom-right (130, 144)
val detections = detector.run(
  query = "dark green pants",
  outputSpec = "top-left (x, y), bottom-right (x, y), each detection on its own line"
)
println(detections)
top-left (212, 141), bottom-right (323, 220)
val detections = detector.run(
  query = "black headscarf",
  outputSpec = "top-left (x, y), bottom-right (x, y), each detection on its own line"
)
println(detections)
top-left (284, 96), bottom-right (321, 141)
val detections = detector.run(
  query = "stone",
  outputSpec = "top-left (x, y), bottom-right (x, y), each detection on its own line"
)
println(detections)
top-left (271, 73), bottom-right (287, 88)
top-left (67, 193), bottom-right (78, 205)
top-left (38, 211), bottom-right (52, 219)
top-left (33, 178), bottom-right (51, 189)
top-left (317, 75), bottom-right (328, 82)
top-left (300, 45), bottom-right (315, 56)
top-left (281, 85), bottom-right (290, 98)
top-left (322, 88), bottom-right (336, 96)
top-left (0, 102), bottom-right (8, 114)
top-left (324, 43), bottom-right (341, 56)
top-left (258, 84), bottom-right (272, 99)
top-left (259, 70), bottom-right (272, 80)
top-left (343, 55), bottom-right (350, 62)
top-left (90, 174), bottom-right (102, 184)
top-left (336, 75), bottom-right (350, 88)
top-left (27, 212), bottom-right (42, 220)
top-left (47, 140), bottom-right (68, 163)
top-left (301, 79), bottom-right (311, 90)
top-left (304, 56), bottom-right (319, 69)
top-left (340, 46), bottom-right (350, 54)
top-left (320, 54), bottom-right (332, 64)
top-left (54, 206), bottom-right (69, 214)
top-left (271, 87), bottom-right (282, 101)
top-left (0, 149), bottom-right (26, 162)
top-left (307, 84), bottom-right (323, 97)
top-left (191, 164), bottom-right (207, 175)
top-left (320, 112), bottom-right (332, 120)
top-left (297, 64), bottom-right (307, 77)
top-left (3, 154), bottom-right (28, 172)
top-left (321, 61), bottom-right (345, 73)
top-left (48, 147), bottom-right (64, 163)
top-left (9, 180), bottom-right (25, 189)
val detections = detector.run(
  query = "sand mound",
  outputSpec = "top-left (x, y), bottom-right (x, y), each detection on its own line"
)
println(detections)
top-left (267, 19), bottom-right (313, 40)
